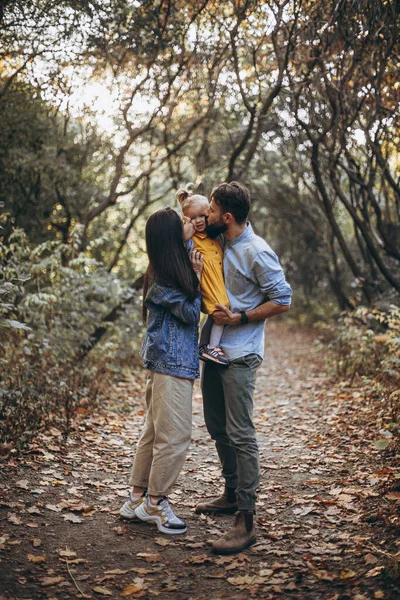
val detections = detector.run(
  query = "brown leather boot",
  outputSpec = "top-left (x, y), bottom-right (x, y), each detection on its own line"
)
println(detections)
top-left (211, 510), bottom-right (256, 555)
top-left (195, 488), bottom-right (238, 515)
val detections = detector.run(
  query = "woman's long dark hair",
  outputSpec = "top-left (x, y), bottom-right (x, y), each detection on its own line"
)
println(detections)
top-left (142, 207), bottom-right (198, 322)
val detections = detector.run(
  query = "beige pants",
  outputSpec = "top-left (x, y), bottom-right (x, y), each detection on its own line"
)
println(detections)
top-left (130, 371), bottom-right (194, 496)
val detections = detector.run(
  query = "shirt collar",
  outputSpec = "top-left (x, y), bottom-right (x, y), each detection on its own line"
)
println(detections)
top-left (224, 222), bottom-right (253, 249)
top-left (194, 232), bottom-right (208, 240)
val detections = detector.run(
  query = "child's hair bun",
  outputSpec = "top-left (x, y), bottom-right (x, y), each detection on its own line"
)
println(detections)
top-left (176, 185), bottom-right (193, 206)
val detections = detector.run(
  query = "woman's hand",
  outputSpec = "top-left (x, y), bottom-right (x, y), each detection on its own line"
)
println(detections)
top-left (190, 250), bottom-right (204, 281)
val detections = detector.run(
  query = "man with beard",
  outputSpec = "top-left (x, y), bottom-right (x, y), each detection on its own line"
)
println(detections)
top-left (195, 181), bottom-right (292, 555)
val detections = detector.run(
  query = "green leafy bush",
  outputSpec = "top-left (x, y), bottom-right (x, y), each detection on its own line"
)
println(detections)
top-left (0, 228), bottom-right (142, 446)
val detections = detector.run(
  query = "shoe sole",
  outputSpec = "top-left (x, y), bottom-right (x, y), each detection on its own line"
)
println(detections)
top-left (195, 506), bottom-right (238, 515)
top-left (119, 504), bottom-right (141, 520)
top-left (211, 535), bottom-right (257, 555)
top-left (119, 502), bottom-right (140, 521)
top-left (200, 355), bottom-right (229, 367)
top-left (135, 504), bottom-right (187, 535)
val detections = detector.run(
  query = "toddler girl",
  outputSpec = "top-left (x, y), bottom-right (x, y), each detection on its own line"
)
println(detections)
top-left (177, 187), bottom-right (229, 367)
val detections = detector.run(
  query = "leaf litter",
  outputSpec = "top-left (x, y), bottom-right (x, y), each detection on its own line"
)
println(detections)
top-left (0, 322), bottom-right (399, 598)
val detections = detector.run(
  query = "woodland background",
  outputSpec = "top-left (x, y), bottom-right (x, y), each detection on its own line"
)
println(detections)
top-left (0, 0), bottom-right (399, 446)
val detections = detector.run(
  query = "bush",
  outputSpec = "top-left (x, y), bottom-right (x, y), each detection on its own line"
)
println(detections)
top-left (328, 305), bottom-right (400, 446)
top-left (0, 227), bottom-right (142, 446)
top-left (329, 305), bottom-right (400, 383)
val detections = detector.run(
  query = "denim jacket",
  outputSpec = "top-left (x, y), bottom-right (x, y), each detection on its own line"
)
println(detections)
top-left (140, 281), bottom-right (202, 379)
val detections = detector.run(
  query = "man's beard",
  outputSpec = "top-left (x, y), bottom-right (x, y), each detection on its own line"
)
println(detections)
top-left (206, 221), bottom-right (227, 238)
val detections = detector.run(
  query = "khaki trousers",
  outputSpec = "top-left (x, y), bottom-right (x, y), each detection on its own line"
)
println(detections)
top-left (130, 371), bottom-right (194, 496)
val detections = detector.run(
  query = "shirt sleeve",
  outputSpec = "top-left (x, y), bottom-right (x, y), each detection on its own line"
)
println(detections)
top-left (151, 284), bottom-right (202, 324)
top-left (252, 250), bottom-right (292, 306)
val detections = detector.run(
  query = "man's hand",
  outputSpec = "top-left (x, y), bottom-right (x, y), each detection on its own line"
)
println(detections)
top-left (212, 303), bottom-right (241, 326)
top-left (213, 300), bottom-right (290, 326)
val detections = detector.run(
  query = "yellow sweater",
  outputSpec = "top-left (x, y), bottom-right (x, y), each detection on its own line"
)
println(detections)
top-left (192, 233), bottom-right (230, 314)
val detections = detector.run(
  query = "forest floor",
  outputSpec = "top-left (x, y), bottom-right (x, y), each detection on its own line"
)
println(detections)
top-left (0, 322), bottom-right (399, 600)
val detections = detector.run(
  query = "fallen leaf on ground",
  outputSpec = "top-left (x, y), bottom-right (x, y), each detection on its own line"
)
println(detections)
top-left (366, 566), bottom-right (385, 578)
top-left (120, 579), bottom-right (145, 596)
top-left (136, 553), bottom-right (162, 563)
top-left (93, 586), bottom-right (113, 596)
top-left (40, 576), bottom-right (65, 586)
top-left (105, 569), bottom-right (129, 575)
top-left (46, 504), bottom-right (62, 512)
top-left (63, 513), bottom-right (83, 523)
top-left (7, 513), bottom-right (23, 525)
top-left (15, 480), bottom-right (29, 490)
top-left (185, 542), bottom-right (205, 549)
top-left (364, 553), bottom-right (378, 565)
top-left (59, 548), bottom-right (77, 558)
top-left (27, 553), bottom-right (46, 563)
top-left (154, 537), bottom-right (171, 546)
top-left (339, 569), bottom-right (357, 579)
top-left (187, 554), bottom-right (213, 565)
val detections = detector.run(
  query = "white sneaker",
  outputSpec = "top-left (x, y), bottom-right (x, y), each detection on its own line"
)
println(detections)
top-left (135, 496), bottom-right (187, 535)
top-left (119, 491), bottom-right (146, 519)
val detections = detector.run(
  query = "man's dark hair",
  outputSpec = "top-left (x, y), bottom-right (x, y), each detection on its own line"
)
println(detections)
top-left (210, 181), bottom-right (250, 224)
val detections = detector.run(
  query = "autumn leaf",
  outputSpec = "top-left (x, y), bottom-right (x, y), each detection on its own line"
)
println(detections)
top-left (185, 542), bottom-right (205, 549)
top-left (27, 506), bottom-right (42, 515)
top-left (63, 513), bottom-right (83, 523)
top-left (187, 554), bottom-right (213, 565)
top-left (120, 578), bottom-right (145, 596)
top-left (15, 480), bottom-right (29, 490)
top-left (59, 548), bottom-right (77, 558)
top-left (0, 534), bottom-right (10, 550)
top-left (93, 586), bottom-right (113, 596)
top-left (386, 492), bottom-right (400, 500)
top-left (27, 553), bottom-right (46, 563)
top-left (154, 536), bottom-right (171, 546)
top-left (46, 504), bottom-right (63, 512)
top-left (339, 569), bottom-right (357, 579)
top-left (105, 569), bottom-right (129, 575)
top-left (259, 568), bottom-right (273, 577)
top-left (40, 576), bottom-right (65, 586)
top-left (7, 513), bottom-right (23, 525)
top-left (136, 553), bottom-right (162, 563)
top-left (364, 553), bottom-right (378, 565)
top-left (366, 566), bottom-right (385, 578)
top-left (314, 570), bottom-right (334, 581)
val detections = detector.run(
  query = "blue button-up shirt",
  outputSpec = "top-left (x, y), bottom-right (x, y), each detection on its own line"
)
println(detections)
top-left (219, 223), bottom-right (292, 360)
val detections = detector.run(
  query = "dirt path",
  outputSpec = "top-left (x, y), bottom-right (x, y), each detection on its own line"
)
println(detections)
top-left (1, 322), bottom-right (399, 600)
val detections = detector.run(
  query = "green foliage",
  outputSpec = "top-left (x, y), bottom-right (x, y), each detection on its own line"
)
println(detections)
top-left (0, 79), bottom-right (111, 246)
top-left (0, 227), bottom-right (142, 445)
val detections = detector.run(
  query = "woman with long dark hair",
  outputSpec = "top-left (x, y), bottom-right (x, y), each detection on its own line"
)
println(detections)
top-left (120, 207), bottom-right (203, 534)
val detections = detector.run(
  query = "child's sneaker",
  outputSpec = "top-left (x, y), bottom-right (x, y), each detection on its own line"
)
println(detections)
top-left (119, 491), bottom-right (146, 519)
top-left (135, 496), bottom-right (187, 535)
top-left (199, 345), bottom-right (229, 366)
